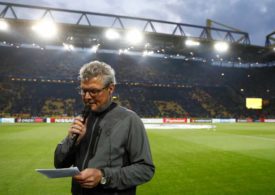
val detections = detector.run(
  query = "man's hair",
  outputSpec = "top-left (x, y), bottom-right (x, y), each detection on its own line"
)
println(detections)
top-left (79, 60), bottom-right (116, 85)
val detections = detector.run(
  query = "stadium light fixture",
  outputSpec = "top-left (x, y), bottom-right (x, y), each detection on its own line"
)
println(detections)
top-left (91, 44), bottom-right (100, 52)
top-left (32, 20), bottom-right (58, 39)
top-left (118, 49), bottom-right (123, 55)
top-left (63, 43), bottom-right (74, 51)
top-left (144, 43), bottom-right (150, 48)
top-left (0, 20), bottom-right (9, 31)
top-left (185, 40), bottom-right (200, 46)
top-left (126, 29), bottom-right (143, 45)
top-left (105, 29), bottom-right (120, 40)
top-left (142, 50), bottom-right (154, 56)
top-left (214, 42), bottom-right (229, 52)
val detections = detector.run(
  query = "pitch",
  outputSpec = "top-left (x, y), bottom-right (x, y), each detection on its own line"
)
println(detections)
top-left (1, 123), bottom-right (275, 194)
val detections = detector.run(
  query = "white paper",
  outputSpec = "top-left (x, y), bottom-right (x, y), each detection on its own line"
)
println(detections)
top-left (36, 167), bottom-right (80, 178)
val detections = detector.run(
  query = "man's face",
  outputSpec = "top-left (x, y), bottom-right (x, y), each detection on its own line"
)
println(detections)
top-left (80, 76), bottom-right (114, 112)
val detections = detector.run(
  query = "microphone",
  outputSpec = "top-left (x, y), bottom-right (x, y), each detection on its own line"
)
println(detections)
top-left (71, 105), bottom-right (90, 144)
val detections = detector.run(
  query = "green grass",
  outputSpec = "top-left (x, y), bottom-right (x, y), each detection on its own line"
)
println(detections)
top-left (1, 123), bottom-right (275, 194)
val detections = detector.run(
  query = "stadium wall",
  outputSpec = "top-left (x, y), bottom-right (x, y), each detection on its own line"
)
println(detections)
top-left (1, 117), bottom-right (275, 124)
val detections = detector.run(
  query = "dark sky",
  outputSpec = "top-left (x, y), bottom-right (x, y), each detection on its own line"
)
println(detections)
top-left (1, 0), bottom-right (275, 46)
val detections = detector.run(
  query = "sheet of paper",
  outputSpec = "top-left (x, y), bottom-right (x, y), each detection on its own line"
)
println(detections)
top-left (36, 167), bottom-right (80, 178)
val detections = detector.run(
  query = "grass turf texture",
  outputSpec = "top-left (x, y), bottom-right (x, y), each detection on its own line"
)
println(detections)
top-left (1, 123), bottom-right (275, 194)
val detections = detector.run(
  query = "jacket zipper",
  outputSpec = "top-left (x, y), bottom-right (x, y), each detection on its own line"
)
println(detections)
top-left (81, 117), bottom-right (99, 170)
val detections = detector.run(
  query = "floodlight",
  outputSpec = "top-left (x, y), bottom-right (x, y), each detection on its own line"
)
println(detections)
top-left (69, 44), bottom-right (74, 50)
top-left (214, 42), bottom-right (229, 52)
top-left (105, 29), bottom-right (120, 40)
top-left (63, 43), bottom-right (74, 51)
top-left (144, 43), bottom-right (150, 48)
top-left (126, 29), bottom-right (143, 45)
top-left (185, 40), bottom-right (200, 46)
top-left (142, 50), bottom-right (154, 56)
top-left (0, 20), bottom-right (9, 31)
top-left (32, 20), bottom-right (58, 39)
top-left (118, 49), bottom-right (123, 55)
top-left (91, 44), bottom-right (100, 52)
top-left (63, 43), bottom-right (69, 50)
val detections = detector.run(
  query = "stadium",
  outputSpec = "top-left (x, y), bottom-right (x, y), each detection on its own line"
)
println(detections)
top-left (1, 1), bottom-right (275, 194)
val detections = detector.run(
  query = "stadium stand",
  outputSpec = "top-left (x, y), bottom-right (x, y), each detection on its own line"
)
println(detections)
top-left (1, 46), bottom-right (275, 118)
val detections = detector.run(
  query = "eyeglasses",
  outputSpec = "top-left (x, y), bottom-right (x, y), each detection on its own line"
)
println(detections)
top-left (79, 85), bottom-right (109, 97)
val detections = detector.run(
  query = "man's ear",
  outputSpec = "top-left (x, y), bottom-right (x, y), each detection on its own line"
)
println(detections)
top-left (109, 83), bottom-right (115, 94)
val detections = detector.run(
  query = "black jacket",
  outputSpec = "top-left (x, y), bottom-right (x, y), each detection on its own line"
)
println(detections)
top-left (54, 103), bottom-right (155, 195)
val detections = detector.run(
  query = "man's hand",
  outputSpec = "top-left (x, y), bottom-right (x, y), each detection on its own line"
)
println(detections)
top-left (73, 168), bottom-right (103, 188)
top-left (68, 117), bottom-right (86, 143)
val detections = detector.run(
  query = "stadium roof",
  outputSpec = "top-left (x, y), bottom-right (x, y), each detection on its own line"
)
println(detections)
top-left (0, 1), bottom-right (275, 66)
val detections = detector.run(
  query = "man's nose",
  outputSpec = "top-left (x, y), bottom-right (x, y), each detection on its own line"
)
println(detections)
top-left (84, 92), bottom-right (92, 98)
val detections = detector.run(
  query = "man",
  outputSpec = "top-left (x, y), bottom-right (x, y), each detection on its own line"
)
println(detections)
top-left (54, 60), bottom-right (155, 195)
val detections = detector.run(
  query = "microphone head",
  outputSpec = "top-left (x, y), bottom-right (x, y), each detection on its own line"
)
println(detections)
top-left (82, 105), bottom-right (90, 123)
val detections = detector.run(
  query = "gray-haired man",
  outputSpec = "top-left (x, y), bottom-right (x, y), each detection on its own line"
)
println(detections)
top-left (54, 60), bottom-right (155, 195)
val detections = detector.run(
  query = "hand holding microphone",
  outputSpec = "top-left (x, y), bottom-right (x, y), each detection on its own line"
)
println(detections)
top-left (69, 106), bottom-right (90, 145)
